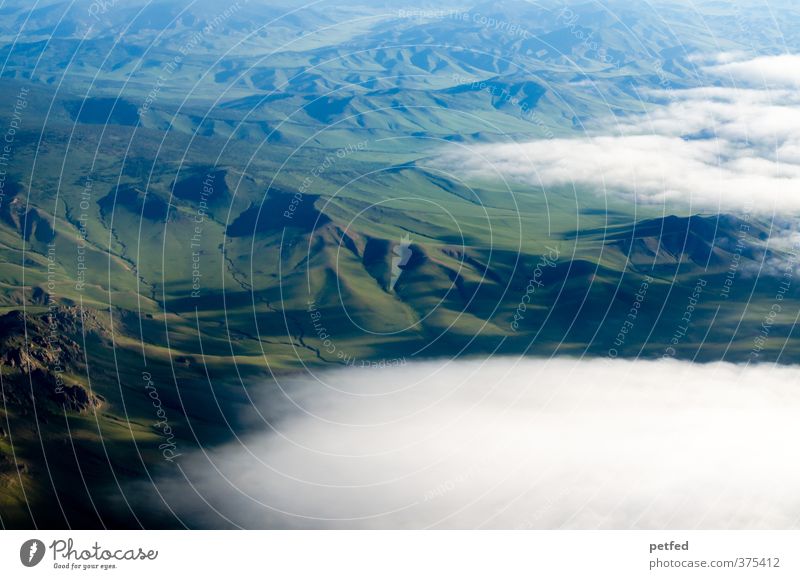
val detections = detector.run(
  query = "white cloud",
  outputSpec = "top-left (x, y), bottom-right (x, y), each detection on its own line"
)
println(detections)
top-left (150, 358), bottom-right (800, 529)
top-left (706, 54), bottom-right (800, 87)
top-left (690, 51), bottom-right (750, 65)
top-left (436, 55), bottom-right (800, 214)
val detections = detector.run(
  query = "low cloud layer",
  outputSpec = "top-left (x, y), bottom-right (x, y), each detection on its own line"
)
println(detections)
top-left (706, 54), bottom-right (800, 87)
top-left (153, 358), bottom-right (800, 529)
top-left (438, 54), bottom-right (800, 214)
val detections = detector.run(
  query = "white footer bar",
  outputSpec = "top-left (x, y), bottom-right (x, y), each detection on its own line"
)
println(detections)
top-left (1, 530), bottom-right (797, 578)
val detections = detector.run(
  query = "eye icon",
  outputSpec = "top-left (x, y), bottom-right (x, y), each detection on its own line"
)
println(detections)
top-left (19, 539), bottom-right (46, 567)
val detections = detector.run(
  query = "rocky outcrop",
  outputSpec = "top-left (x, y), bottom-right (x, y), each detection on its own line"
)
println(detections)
top-left (0, 307), bottom-right (105, 413)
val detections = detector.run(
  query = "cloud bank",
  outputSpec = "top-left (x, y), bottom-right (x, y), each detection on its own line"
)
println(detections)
top-left (437, 55), bottom-right (800, 214)
top-left (153, 358), bottom-right (800, 529)
top-left (706, 54), bottom-right (800, 87)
